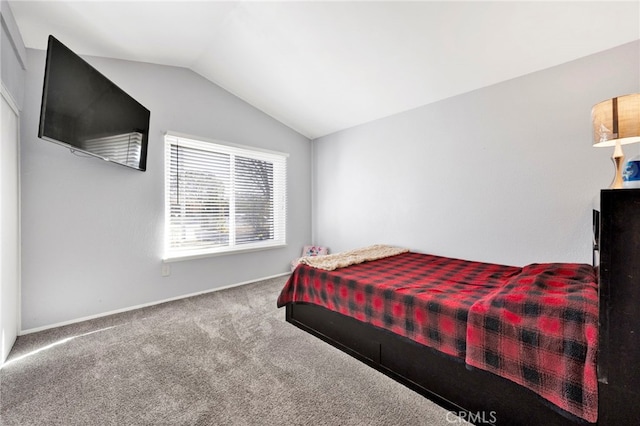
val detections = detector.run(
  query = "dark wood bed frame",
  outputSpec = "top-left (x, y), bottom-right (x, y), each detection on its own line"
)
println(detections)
top-left (284, 189), bottom-right (640, 425)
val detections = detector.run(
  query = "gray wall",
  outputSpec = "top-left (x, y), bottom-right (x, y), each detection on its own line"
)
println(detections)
top-left (313, 41), bottom-right (640, 266)
top-left (1, 0), bottom-right (26, 109)
top-left (21, 49), bottom-right (312, 331)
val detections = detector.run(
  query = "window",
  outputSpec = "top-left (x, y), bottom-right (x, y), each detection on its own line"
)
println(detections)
top-left (164, 133), bottom-right (287, 260)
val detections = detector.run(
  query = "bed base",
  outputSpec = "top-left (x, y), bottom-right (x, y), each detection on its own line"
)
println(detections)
top-left (286, 302), bottom-right (592, 426)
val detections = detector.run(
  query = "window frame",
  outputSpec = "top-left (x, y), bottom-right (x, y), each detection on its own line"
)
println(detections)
top-left (163, 132), bottom-right (288, 262)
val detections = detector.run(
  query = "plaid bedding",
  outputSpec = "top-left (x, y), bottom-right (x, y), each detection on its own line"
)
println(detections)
top-left (465, 262), bottom-right (599, 422)
top-left (277, 252), bottom-right (599, 422)
top-left (278, 252), bottom-right (520, 357)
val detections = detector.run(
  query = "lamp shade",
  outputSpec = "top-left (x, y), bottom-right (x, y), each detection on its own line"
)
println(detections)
top-left (592, 93), bottom-right (640, 147)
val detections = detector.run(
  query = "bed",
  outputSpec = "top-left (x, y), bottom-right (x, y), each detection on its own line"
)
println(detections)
top-left (277, 190), bottom-right (640, 425)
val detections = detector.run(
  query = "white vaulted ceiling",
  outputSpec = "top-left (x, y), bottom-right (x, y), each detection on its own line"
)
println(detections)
top-left (8, 0), bottom-right (640, 139)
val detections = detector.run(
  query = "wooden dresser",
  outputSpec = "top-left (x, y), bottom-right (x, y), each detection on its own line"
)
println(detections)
top-left (597, 188), bottom-right (640, 424)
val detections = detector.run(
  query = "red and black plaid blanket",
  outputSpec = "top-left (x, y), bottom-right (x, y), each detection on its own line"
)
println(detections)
top-left (277, 252), bottom-right (598, 422)
top-left (278, 252), bottom-right (521, 357)
top-left (465, 262), bottom-right (599, 422)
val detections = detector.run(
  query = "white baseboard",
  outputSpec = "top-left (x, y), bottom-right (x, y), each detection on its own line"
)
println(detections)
top-left (19, 272), bottom-right (290, 336)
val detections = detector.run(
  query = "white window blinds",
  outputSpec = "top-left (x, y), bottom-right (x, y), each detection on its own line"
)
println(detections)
top-left (165, 134), bottom-right (287, 259)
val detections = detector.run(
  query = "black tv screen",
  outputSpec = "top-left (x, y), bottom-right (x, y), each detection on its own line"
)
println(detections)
top-left (38, 35), bottom-right (150, 171)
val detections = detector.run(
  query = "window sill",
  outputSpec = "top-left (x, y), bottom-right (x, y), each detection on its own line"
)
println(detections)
top-left (163, 243), bottom-right (287, 263)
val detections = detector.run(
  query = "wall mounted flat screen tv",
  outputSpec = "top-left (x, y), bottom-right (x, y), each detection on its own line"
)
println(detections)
top-left (38, 35), bottom-right (150, 171)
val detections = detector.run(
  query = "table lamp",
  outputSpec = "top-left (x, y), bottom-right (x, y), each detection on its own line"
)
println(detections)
top-left (592, 93), bottom-right (640, 189)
